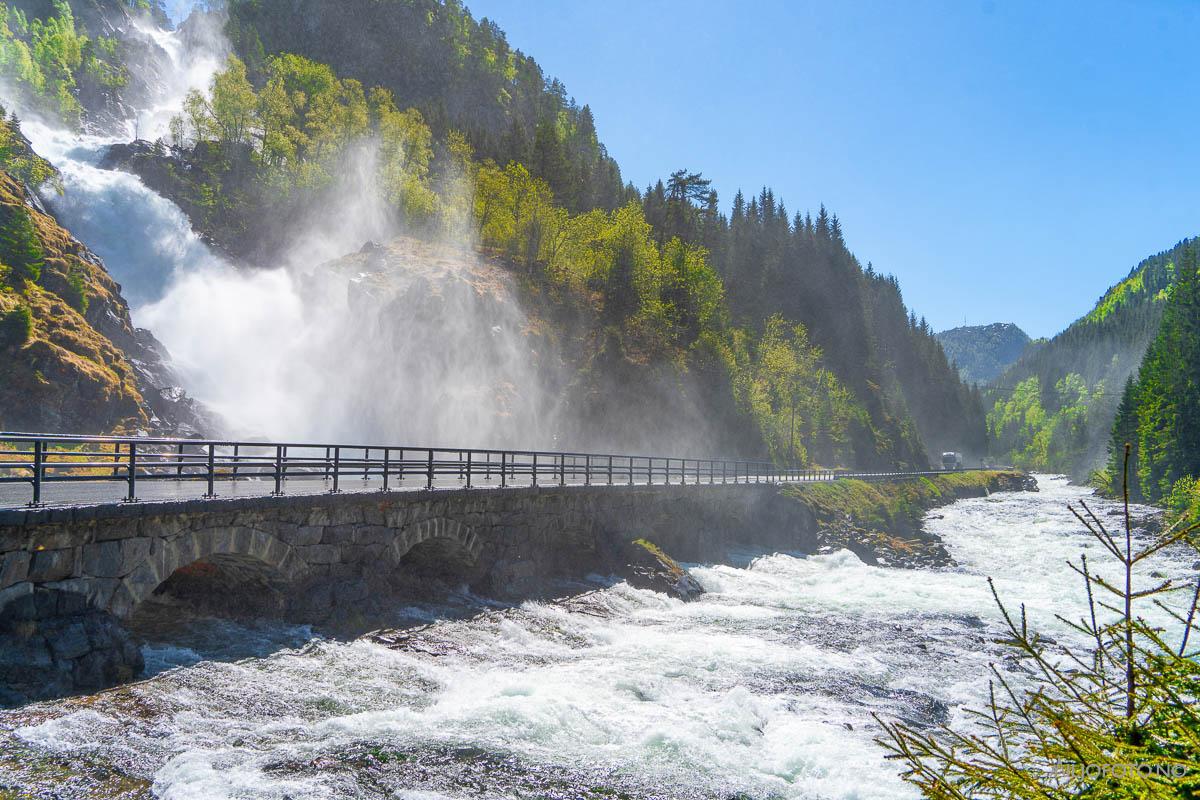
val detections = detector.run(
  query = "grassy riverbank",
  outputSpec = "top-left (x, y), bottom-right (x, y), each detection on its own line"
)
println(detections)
top-left (782, 470), bottom-right (1031, 566)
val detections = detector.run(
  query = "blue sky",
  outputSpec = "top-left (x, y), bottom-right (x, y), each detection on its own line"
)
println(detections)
top-left (458, 0), bottom-right (1199, 338)
top-left (168, 1), bottom-right (1200, 338)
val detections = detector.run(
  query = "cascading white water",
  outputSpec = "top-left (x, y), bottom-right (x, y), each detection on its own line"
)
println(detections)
top-left (21, 16), bottom-right (560, 447)
top-left (4, 479), bottom-right (1191, 799)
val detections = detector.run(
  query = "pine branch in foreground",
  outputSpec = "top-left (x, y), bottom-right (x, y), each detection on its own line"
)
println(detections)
top-left (874, 446), bottom-right (1200, 799)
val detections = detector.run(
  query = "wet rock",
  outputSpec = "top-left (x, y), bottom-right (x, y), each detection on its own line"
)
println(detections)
top-left (619, 539), bottom-right (704, 600)
top-left (0, 587), bottom-right (144, 706)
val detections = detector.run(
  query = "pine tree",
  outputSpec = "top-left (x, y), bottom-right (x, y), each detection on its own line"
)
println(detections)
top-left (0, 206), bottom-right (44, 285)
top-left (1108, 375), bottom-right (1140, 499)
top-left (1125, 243), bottom-right (1200, 500)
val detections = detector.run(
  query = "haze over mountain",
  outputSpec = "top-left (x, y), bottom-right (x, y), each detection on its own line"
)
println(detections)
top-left (935, 323), bottom-right (1032, 385)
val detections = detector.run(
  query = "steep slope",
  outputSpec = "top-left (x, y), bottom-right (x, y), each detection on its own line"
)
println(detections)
top-left (935, 323), bottom-right (1032, 385)
top-left (210, 1), bottom-right (983, 466)
top-left (0, 111), bottom-right (205, 433)
top-left (1107, 241), bottom-right (1200, 503)
top-left (986, 238), bottom-right (1190, 478)
top-left (3, 0), bottom-right (984, 468)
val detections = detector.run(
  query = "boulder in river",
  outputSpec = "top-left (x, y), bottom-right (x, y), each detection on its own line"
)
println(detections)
top-left (619, 539), bottom-right (704, 600)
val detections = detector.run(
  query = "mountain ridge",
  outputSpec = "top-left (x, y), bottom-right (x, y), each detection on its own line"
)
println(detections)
top-left (935, 322), bottom-right (1032, 385)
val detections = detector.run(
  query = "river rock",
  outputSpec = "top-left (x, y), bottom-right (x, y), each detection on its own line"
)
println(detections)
top-left (619, 539), bottom-right (704, 600)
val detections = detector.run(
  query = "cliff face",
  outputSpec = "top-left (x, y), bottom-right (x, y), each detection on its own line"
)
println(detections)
top-left (0, 122), bottom-right (208, 435)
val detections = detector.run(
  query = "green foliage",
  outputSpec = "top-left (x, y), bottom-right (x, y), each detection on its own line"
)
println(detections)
top-left (226, 0), bottom-right (630, 214)
top-left (988, 239), bottom-right (1189, 480)
top-left (1110, 242), bottom-right (1200, 503)
top-left (726, 315), bottom-right (861, 466)
top-left (988, 374), bottom-right (1103, 473)
top-left (63, 265), bottom-right (87, 313)
top-left (0, 300), bottom-right (31, 346)
top-left (0, 110), bottom-right (60, 190)
top-left (877, 459), bottom-right (1200, 798)
top-left (174, 53), bottom-right (439, 220)
top-left (1164, 475), bottom-right (1200, 527)
top-left (0, 205), bottom-right (43, 285)
top-left (0, 1), bottom-right (126, 124)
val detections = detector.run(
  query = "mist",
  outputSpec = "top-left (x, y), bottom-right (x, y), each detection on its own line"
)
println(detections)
top-left (22, 13), bottom-right (567, 450)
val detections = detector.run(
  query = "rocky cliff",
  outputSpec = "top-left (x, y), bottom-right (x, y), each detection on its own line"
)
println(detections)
top-left (0, 119), bottom-right (209, 434)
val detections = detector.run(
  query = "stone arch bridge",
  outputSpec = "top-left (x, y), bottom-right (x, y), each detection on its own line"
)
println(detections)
top-left (0, 482), bottom-right (814, 703)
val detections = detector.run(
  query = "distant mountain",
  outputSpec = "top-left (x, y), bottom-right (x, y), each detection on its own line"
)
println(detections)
top-left (935, 323), bottom-right (1032, 385)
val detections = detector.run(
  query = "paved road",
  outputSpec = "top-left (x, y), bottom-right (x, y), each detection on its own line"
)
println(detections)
top-left (0, 472), bottom-right (787, 510)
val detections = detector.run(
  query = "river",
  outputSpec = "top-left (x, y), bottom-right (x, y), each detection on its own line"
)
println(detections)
top-left (0, 476), bottom-right (1191, 798)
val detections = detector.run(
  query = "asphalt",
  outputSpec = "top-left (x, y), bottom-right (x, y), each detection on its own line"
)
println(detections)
top-left (0, 472), bottom-right (788, 510)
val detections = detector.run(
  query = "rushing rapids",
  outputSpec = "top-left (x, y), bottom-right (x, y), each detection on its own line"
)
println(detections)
top-left (0, 477), bottom-right (1191, 798)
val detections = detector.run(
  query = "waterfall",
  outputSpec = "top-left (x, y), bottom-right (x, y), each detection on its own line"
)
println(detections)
top-left (21, 17), bottom-right (561, 448)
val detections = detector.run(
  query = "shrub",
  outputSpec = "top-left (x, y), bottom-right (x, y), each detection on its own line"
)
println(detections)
top-left (0, 302), bottom-right (33, 346)
top-left (0, 206), bottom-right (44, 285)
top-left (63, 266), bottom-right (88, 313)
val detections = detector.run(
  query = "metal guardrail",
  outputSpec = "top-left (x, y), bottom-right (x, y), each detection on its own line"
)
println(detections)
top-left (0, 432), bottom-right (980, 507)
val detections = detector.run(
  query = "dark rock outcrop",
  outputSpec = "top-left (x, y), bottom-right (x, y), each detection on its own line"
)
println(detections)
top-left (0, 587), bottom-right (143, 706)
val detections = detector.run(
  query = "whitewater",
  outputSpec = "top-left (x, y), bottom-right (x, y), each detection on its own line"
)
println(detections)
top-left (2, 18), bottom-right (1195, 800)
top-left (0, 476), bottom-right (1190, 799)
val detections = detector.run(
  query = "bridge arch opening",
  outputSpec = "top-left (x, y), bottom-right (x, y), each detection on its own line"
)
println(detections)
top-left (119, 529), bottom-right (302, 626)
top-left (390, 518), bottom-right (483, 588)
top-left (137, 552), bottom-right (291, 620)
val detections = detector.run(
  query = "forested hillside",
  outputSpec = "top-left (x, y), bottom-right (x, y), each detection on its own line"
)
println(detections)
top-left (1107, 240), bottom-right (1200, 510)
top-left (986, 239), bottom-right (1189, 479)
top-left (935, 323), bottom-right (1031, 384)
top-left (1, 0), bottom-right (986, 468)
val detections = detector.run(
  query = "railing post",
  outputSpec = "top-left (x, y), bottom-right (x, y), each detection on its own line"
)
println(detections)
top-left (501, 451), bottom-right (508, 488)
top-left (331, 447), bottom-right (341, 494)
top-left (458, 450), bottom-right (464, 482)
top-left (559, 454), bottom-right (566, 487)
top-left (324, 447), bottom-right (331, 481)
top-left (175, 442), bottom-right (184, 480)
top-left (29, 439), bottom-right (43, 507)
top-left (427, 448), bottom-right (434, 490)
top-left (664, 458), bottom-right (670, 486)
top-left (203, 443), bottom-right (215, 499)
top-left (628, 457), bottom-right (634, 486)
top-left (273, 444), bottom-right (284, 495)
top-left (584, 455), bottom-right (590, 486)
top-left (532, 453), bottom-right (538, 487)
top-left (232, 444), bottom-right (240, 480)
top-left (382, 448), bottom-right (391, 492)
top-left (122, 441), bottom-right (139, 502)
top-left (398, 448), bottom-right (405, 483)
top-left (607, 455), bottom-right (613, 486)
top-left (465, 450), bottom-right (473, 488)
top-left (364, 448), bottom-right (371, 482)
